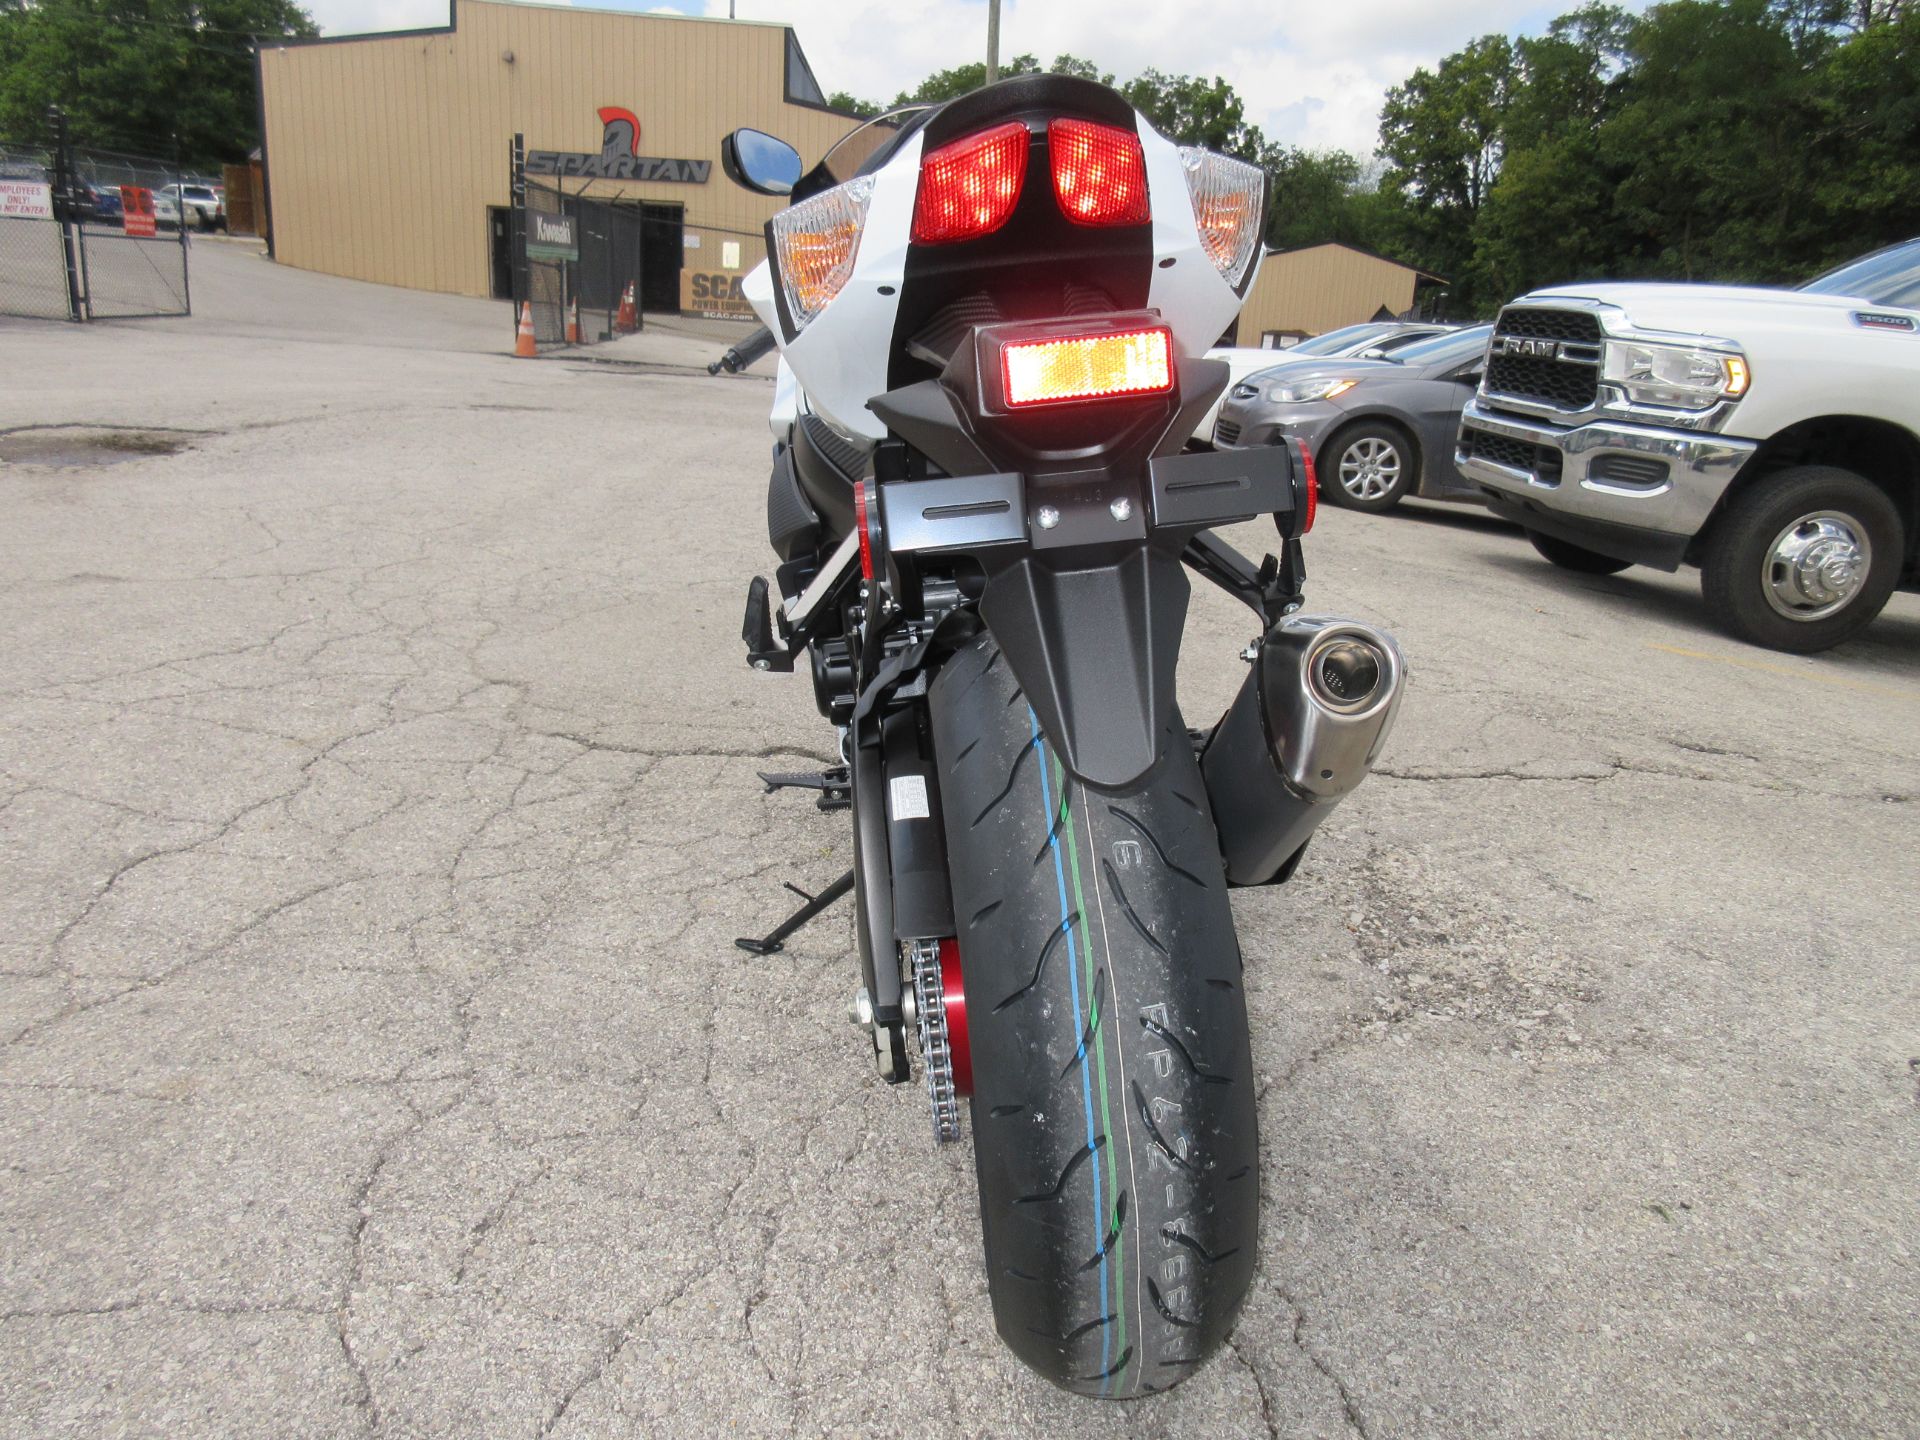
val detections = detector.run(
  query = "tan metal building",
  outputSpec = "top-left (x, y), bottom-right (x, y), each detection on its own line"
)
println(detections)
top-left (256, 0), bottom-right (861, 312)
top-left (1234, 243), bottom-right (1444, 346)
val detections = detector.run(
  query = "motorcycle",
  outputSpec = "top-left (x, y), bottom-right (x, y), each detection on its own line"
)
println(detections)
top-left (711, 75), bottom-right (1407, 1398)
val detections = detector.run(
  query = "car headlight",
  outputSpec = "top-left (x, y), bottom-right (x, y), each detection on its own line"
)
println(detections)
top-left (1265, 377), bottom-right (1358, 403)
top-left (1602, 341), bottom-right (1750, 410)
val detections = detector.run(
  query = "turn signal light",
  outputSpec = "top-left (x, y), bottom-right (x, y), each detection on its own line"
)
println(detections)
top-left (1180, 147), bottom-right (1266, 288)
top-left (770, 175), bottom-right (875, 329)
top-left (1002, 327), bottom-right (1174, 408)
top-left (913, 122), bottom-right (1029, 245)
top-left (1048, 119), bottom-right (1150, 227)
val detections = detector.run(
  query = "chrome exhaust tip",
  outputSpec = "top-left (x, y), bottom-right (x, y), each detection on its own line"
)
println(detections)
top-left (1201, 616), bottom-right (1407, 886)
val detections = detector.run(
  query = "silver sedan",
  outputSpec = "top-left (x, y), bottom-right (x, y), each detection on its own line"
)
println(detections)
top-left (1212, 325), bottom-right (1495, 512)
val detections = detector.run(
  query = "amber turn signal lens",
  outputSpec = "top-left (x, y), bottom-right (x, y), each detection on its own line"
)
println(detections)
top-left (1001, 327), bottom-right (1175, 408)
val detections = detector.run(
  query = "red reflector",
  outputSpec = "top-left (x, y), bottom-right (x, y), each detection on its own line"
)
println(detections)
top-left (854, 480), bottom-right (876, 579)
top-left (1002, 327), bottom-right (1174, 408)
top-left (1297, 437), bottom-right (1318, 534)
top-left (1048, 118), bottom-right (1150, 227)
top-left (912, 122), bottom-right (1029, 245)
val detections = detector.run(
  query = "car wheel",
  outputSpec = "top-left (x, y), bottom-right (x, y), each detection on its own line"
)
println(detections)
top-left (1526, 530), bottom-right (1634, 575)
top-left (1700, 465), bottom-right (1902, 653)
top-left (1322, 423), bottom-right (1414, 512)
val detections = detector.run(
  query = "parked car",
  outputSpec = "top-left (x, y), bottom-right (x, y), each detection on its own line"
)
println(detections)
top-left (151, 189), bottom-right (182, 230)
top-left (162, 182), bottom-right (224, 231)
top-left (1192, 320), bottom-right (1453, 442)
top-left (1212, 324), bottom-right (1495, 511)
top-left (1457, 237), bottom-right (1920, 652)
top-left (73, 181), bottom-right (121, 225)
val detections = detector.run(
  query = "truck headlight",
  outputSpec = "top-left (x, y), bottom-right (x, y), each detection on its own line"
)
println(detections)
top-left (1265, 376), bottom-right (1357, 404)
top-left (1603, 341), bottom-right (1750, 410)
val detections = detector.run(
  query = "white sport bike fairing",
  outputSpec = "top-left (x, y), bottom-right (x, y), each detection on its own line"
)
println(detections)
top-left (713, 75), bottom-right (1406, 1399)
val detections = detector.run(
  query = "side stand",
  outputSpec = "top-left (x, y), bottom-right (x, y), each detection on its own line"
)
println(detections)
top-left (734, 869), bottom-right (854, 955)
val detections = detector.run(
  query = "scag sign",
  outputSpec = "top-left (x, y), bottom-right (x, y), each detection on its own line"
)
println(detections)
top-left (683, 270), bottom-right (753, 319)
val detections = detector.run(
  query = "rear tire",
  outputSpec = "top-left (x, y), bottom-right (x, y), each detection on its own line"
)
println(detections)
top-left (1700, 465), bottom-right (1902, 653)
top-left (929, 633), bottom-right (1258, 1398)
top-left (1526, 529), bottom-right (1634, 575)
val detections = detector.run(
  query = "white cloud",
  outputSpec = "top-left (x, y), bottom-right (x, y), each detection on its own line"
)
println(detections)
top-left (296, 0), bottom-right (1572, 155)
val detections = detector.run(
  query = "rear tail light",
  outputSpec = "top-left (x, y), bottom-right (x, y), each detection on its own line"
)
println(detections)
top-left (1001, 327), bottom-right (1174, 408)
top-left (1179, 147), bottom-right (1265, 288)
top-left (913, 122), bottom-right (1029, 245)
top-left (770, 175), bottom-right (874, 329)
top-left (1048, 119), bottom-right (1149, 227)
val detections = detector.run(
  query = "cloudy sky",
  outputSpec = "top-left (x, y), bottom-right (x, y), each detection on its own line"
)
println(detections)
top-left (297, 0), bottom-right (1569, 156)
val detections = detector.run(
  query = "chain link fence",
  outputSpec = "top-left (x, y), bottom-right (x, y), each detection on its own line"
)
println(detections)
top-left (1, 127), bottom-right (191, 323)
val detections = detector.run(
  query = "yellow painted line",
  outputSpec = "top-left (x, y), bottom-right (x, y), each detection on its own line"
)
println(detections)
top-left (1646, 643), bottom-right (1917, 700)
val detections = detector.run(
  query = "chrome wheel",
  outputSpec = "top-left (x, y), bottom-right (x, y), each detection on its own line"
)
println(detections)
top-left (1338, 436), bottom-right (1402, 502)
top-left (1762, 510), bottom-right (1870, 622)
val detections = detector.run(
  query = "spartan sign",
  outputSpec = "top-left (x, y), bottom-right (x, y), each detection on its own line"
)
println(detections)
top-left (524, 107), bottom-right (713, 184)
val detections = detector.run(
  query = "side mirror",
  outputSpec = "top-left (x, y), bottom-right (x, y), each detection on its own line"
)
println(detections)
top-left (722, 129), bottom-right (802, 197)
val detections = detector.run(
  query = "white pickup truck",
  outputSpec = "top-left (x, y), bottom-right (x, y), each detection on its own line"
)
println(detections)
top-left (1457, 239), bottom-right (1920, 652)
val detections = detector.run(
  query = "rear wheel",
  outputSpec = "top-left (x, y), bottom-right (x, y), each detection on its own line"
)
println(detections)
top-left (1526, 529), bottom-right (1634, 575)
top-left (929, 633), bottom-right (1258, 1398)
top-left (1700, 465), bottom-right (1903, 653)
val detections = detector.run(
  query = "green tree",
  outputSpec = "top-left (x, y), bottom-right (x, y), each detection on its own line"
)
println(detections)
top-left (1119, 69), bottom-right (1260, 159)
top-left (1602, 0), bottom-right (1821, 280)
top-left (1805, 5), bottom-right (1920, 266)
top-left (1376, 34), bottom-right (1516, 309)
top-left (826, 90), bottom-right (881, 119)
top-left (889, 53), bottom-right (1040, 107)
top-left (0, 0), bottom-right (317, 165)
top-left (0, 0), bottom-right (318, 164)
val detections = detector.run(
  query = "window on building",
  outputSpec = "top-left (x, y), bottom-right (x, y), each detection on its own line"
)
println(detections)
top-left (785, 31), bottom-right (827, 108)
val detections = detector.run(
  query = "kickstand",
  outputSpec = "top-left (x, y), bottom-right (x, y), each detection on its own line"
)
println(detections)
top-left (734, 868), bottom-right (854, 955)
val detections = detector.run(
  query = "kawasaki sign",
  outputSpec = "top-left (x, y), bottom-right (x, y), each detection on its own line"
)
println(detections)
top-left (525, 211), bottom-right (577, 261)
top-left (526, 106), bottom-right (711, 184)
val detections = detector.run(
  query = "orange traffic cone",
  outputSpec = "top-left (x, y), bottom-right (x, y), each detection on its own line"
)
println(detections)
top-left (565, 296), bottom-right (581, 344)
top-left (514, 302), bottom-right (537, 358)
top-left (614, 281), bottom-right (638, 334)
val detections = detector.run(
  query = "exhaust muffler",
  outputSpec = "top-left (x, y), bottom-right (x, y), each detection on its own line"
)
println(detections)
top-left (1201, 615), bottom-right (1406, 887)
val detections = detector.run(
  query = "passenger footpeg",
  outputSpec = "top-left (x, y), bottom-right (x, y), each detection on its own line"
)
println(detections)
top-left (758, 767), bottom-right (851, 810)
top-left (1201, 616), bottom-right (1406, 886)
top-left (742, 575), bottom-right (794, 673)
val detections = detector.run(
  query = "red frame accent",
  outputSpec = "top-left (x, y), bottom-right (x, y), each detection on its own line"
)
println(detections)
top-left (938, 936), bottom-right (971, 1096)
top-left (912, 121), bottom-right (1030, 246)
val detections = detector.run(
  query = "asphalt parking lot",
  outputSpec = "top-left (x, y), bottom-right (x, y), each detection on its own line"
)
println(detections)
top-left (2, 241), bottom-right (1917, 1439)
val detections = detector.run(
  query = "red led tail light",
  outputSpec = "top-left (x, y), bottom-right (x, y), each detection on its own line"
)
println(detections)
top-left (1048, 118), bottom-right (1150, 227)
top-left (912, 122), bottom-right (1030, 245)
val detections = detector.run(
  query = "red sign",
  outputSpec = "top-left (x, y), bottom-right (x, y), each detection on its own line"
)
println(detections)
top-left (122, 185), bottom-right (156, 238)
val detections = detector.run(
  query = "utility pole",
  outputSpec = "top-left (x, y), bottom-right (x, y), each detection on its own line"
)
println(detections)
top-left (985, 0), bottom-right (1000, 85)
